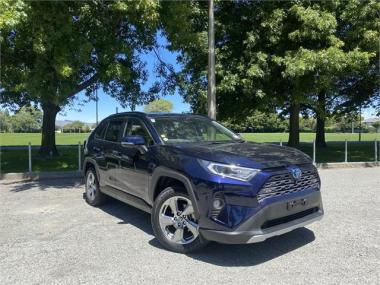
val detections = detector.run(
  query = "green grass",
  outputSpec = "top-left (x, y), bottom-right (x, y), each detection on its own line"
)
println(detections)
top-left (0, 132), bottom-right (379, 146)
top-left (0, 132), bottom-right (379, 173)
top-left (296, 142), bottom-right (379, 163)
top-left (0, 146), bottom-right (82, 173)
top-left (240, 132), bottom-right (380, 143)
top-left (0, 133), bottom-right (90, 146)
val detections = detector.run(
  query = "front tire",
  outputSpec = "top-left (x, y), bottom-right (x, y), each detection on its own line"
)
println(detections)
top-left (151, 186), bottom-right (208, 253)
top-left (85, 168), bottom-right (106, 206)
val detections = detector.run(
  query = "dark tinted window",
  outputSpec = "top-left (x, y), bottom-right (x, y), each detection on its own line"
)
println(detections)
top-left (104, 120), bottom-right (125, 142)
top-left (94, 121), bottom-right (107, 140)
top-left (125, 118), bottom-right (154, 145)
top-left (151, 117), bottom-right (239, 144)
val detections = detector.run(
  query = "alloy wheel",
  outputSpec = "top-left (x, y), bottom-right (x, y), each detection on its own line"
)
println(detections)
top-left (159, 196), bottom-right (199, 245)
top-left (86, 172), bottom-right (97, 201)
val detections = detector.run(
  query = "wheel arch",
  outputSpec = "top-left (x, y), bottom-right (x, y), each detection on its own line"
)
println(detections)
top-left (149, 167), bottom-right (200, 217)
top-left (83, 158), bottom-right (100, 180)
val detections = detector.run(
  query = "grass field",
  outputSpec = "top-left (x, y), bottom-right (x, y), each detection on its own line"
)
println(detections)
top-left (0, 133), bottom-right (90, 146)
top-left (1, 132), bottom-right (379, 173)
top-left (0, 146), bottom-right (81, 173)
top-left (1, 132), bottom-right (379, 146)
top-left (240, 132), bottom-right (380, 143)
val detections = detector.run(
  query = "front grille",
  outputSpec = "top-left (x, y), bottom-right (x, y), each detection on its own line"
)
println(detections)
top-left (257, 165), bottom-right (319, 201)
top-left (261, 207), bottom-right (319, 229)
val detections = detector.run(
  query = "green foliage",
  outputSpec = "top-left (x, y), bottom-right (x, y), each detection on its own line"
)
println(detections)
top-left (222, 111), bottom-right (287, 133)
top-left (62, 120), bottom-right (90, 133)
top-left (1, 0), bottom-right (160, 108)
top-left (9, 106), bottom-right (42, 132)
top-left (160, 0), bottom-right (379, 122)
top-left (371, 121), bottom-right (380, 132)
top-left (144, 99), bottom-right (173, 113)
top-left (0, 109), bottom-right (12, 132)
top-left (0, 0), bottom-right (161, 152)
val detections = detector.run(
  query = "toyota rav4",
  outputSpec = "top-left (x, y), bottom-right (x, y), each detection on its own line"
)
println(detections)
top-left (83, 112), bottom-right (323, 253)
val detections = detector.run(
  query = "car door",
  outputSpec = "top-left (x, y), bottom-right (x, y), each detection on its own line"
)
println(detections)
top-left (102, 118), bottom-right (126, 190)
top-left (118, 117), bottom-right (155, 198)
top-left (89, 120), bottom-right (108, 187)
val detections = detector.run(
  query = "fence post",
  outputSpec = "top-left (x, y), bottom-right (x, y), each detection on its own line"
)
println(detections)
top-left (345, 139), bottom-right (348, 163)
top-left (313, 140), bottom-right (316, 164)
top-left (375, 139), bottom-right (378, 163)
top-left (280, 140), bottom-right (283, 146)
top-left (28, 142), bottom-right (32, 173)
top-left (78, 142), bottom-right (81, 172)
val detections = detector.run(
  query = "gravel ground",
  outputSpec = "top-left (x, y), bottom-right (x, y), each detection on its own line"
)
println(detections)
top-left (0, 168), bottom-right (379, 285)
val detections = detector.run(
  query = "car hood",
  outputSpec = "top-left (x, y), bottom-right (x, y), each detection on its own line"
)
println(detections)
top-left (173, 141), bottom-right (311, 169)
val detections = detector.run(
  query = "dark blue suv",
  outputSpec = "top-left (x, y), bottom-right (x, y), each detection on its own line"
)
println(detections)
top-left (83, 112), bottom-right (323, 253)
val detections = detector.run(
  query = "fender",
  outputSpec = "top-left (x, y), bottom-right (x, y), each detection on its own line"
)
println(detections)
top-left (83, 157), bottom-right (102, 186)
top-left (148, 166), bottom-right (200, 218)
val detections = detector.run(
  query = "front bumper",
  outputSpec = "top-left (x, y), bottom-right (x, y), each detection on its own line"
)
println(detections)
top-left (199, 191), bottom-right (323, 244)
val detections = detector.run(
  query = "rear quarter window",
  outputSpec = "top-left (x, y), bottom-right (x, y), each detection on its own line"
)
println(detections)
top-left (94, 121), bottom-right (108, 140)
top-left (104, 120), bottom-right (125, 142)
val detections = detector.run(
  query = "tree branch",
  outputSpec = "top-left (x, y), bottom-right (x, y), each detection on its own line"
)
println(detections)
top-left (152, 47), bottom-right (177, 78)
top-left (67, 74), bottom-right (98, 99)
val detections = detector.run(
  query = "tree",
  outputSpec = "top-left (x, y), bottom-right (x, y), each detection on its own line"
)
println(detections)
top-left (144, 99), bottom-right (173, 113)
top-left (160, 0), bottom-right (378, 147)
top-left (1, 0), bottom-right (159, 155)
top-left (330, 0), bottom-right (380, 135)
top-left (0, 109), bottom-right (11, 132)
top-left (62, 120), bottom-right (90, 133)
top-left (10, 106), bottom-right (42, 132)
top-left (372, 121), bottom-right (380, 133)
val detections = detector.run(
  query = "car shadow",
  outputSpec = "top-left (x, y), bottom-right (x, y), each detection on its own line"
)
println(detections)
top-left (4, 180), bottom-right (316, 266)
top-left (184, 227), bottom-right (315, 267)
top-left (3, 178), bottom-right (83, 192)
top-left (99, 198), bottom-right (316, 267)
top-left (97, 197), bottom-right (153, 236)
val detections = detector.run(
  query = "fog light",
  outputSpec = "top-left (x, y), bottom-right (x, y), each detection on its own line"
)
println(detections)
top-left (213, 198), bottom-right (224, 209)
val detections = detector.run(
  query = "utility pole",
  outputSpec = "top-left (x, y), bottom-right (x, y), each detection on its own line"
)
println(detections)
top-left (359, 104), bottom-right (362, 142)
top-left (207, 0), bottom-right (216, 120)
top-left (95, 89), bottom-right (99, 126)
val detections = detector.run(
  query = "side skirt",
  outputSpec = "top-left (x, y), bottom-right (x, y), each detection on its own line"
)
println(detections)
top-left (101, 186), bottom-right (152, 214)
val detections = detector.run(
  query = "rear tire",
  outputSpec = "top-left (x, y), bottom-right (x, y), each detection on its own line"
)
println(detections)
top-left (151, 186), bottom-right (208, 253)
top-left (85, 167), bottom-right (106, 206)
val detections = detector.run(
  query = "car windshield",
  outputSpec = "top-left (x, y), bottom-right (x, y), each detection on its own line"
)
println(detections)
top-left (149, 116), bottom-right (242, 144)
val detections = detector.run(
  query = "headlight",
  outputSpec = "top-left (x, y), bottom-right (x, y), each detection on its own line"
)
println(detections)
top-left (198, 159), bottom-right (260, 181)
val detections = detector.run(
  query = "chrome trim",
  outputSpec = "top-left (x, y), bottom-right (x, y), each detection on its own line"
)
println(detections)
top-left (247, 211), bottom-right (323, 243)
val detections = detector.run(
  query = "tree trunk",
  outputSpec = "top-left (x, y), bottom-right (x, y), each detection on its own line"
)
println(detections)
top-left (288, 101), bottom-right (300, 147)
top-left (39, 103), bottom-right (60, 156)
top-left (316, 91), bottom-right (327, 148)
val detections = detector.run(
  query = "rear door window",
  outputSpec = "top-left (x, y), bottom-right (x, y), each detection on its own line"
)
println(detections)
top-left (104, 120), bottom-right (125, 143)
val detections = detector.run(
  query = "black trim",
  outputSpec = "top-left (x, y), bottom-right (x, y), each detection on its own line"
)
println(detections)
top-left (149, 166), bottom-right (200, 218)
top-left (261, 207), bottom-right (319, 229)
top-left (101, 185), bottom-right (152, 214)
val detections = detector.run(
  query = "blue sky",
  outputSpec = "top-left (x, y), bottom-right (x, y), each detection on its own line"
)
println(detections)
top-left (57, 35), bottom-right (190, 123)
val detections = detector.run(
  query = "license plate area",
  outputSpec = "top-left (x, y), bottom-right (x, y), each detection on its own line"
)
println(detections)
top-left (287, 198), bottom-right (307, 210)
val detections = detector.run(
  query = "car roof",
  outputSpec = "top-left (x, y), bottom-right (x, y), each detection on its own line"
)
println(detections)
top-left (106, 112), bottom-right (209, 120)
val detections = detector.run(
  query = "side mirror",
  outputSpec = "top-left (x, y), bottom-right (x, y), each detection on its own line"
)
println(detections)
top-left (121, 135), bottom-right (146, 146)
